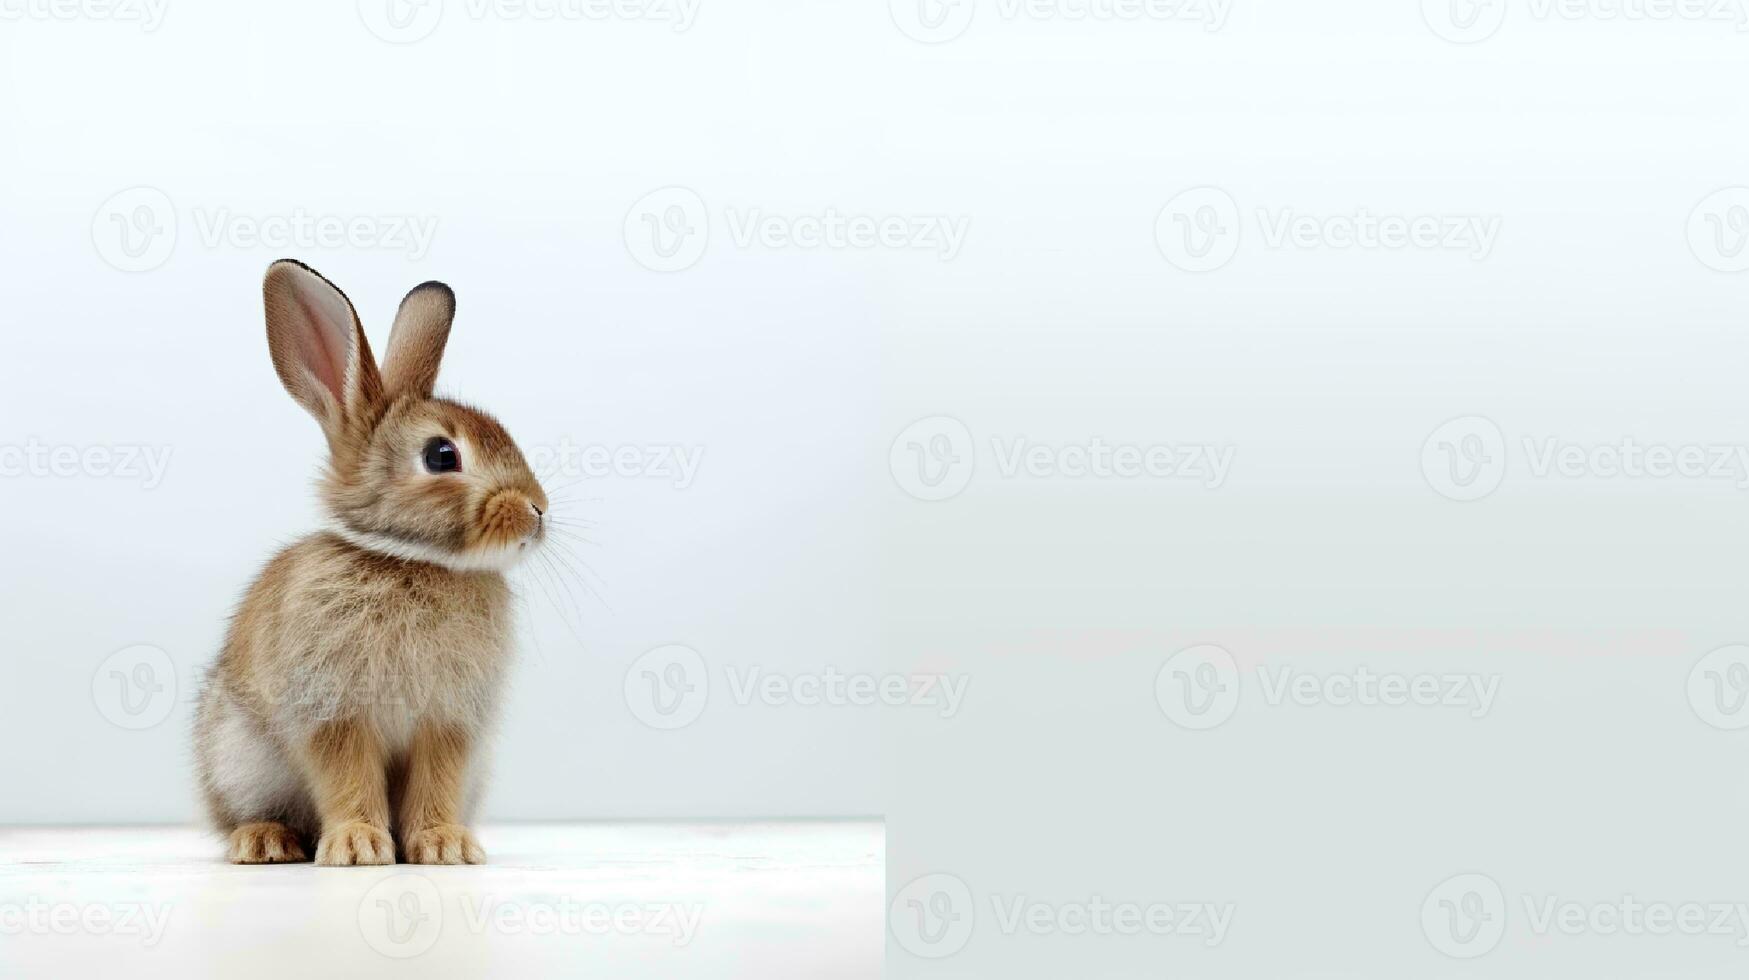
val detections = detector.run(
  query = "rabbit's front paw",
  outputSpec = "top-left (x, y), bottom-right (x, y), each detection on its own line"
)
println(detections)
top-left (315, 821), bottom-right (395, 866)
top-left (402, 824), bottom-right (485, 865)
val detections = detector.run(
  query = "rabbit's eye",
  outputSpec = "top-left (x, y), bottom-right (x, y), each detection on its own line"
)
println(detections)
top-left (422, 437), bottom-right (461, 474)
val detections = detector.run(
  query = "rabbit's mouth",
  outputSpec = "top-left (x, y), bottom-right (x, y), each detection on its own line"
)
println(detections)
top-left (475, 490), bottom-right (544, 552)
top-left (463, 494), bottom-right (548, 571)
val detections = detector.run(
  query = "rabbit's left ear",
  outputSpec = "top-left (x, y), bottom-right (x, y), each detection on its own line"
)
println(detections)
top-left (381, 281), bottom-right (456, 399)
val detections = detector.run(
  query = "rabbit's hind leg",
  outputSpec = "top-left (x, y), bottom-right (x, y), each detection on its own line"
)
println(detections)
top-left (195, 680), bottom-right (316, 863)
top-left (227, 821), bottom-right (307, 864)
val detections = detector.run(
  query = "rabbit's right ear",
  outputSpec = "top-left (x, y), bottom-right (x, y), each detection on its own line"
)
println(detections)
top-left (263, 260), bottom-right (384, 447)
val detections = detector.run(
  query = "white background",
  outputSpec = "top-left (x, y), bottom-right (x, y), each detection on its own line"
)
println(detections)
top-left (7, 0), bottom-right (1749, 976)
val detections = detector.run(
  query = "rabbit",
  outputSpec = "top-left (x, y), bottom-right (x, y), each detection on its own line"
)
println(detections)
top-left (192, 259), bottom-right (548, 866)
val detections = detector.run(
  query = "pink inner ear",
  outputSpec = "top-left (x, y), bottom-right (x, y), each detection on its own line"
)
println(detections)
top-left (294, 290), bottom-right (351, 405)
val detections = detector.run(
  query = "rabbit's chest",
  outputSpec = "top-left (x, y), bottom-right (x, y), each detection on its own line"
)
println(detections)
top-left (264, 557), bottom-right (515, 741)
top-left (345, 603), bottom-right (509, 730)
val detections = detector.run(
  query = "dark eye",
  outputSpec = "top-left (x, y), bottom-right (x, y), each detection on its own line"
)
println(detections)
top-left (422, 437), bottom-right (460, 474)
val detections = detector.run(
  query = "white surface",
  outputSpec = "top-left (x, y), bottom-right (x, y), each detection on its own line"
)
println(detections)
top-left (0, 822), bottom-right (882, 978)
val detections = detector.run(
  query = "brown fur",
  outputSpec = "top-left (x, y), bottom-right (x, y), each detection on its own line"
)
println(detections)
top-left (398, 723), bottom-right (485, 864)
top-left (193, 261), bottom-right (546, 866)
top-left (228, 822), bottom-right (306, 864)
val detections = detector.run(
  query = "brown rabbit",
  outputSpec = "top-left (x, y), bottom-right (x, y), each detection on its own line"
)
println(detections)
top-left (193, 260), bottom-right (548, 865)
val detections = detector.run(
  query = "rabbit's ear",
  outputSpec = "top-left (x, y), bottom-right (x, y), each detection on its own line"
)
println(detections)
top-left (263, 260), bottom-right (383, 445)
top-left (381, 281), bottom-right (455, 400)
